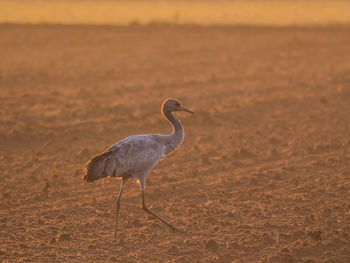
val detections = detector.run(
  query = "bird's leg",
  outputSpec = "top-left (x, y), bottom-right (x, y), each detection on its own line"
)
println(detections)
top-left (114, 178), bottom-right (128, 238)
top-left (139, 179), bottom-right (182, 233)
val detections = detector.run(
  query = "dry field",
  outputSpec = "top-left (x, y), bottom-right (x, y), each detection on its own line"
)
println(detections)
top-left (0, 24), bottom-right (350, 262)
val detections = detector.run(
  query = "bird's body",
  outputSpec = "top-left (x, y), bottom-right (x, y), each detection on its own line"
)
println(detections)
top-left (85, 133), bottom-right (183, 183)
top-left (83, 98), bottom-right (192, 238)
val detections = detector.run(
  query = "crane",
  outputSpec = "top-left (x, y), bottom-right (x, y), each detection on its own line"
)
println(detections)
top-left (83, 98), bottom-right (193, 238)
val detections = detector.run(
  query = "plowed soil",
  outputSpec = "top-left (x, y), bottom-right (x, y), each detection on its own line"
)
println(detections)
top-left (0, 24), bottom-right (349, 262)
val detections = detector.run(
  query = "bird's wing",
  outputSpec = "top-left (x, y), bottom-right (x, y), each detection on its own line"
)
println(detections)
top-left (108, 135), bottom-right (164, 176)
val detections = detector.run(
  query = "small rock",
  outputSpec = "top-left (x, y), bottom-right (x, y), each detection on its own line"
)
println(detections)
top-left (57, 233), bottom-right (72, 242)
top-left (204, 239), bottom-right (219, 252)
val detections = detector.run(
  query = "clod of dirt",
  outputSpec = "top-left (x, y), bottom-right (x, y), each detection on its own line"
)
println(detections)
top-left (307, 230), bottom-right (322, 241)
top-left (48, 236), bottom-right (56, 244)
top-left (304, 216), bottom-right (313, 224)
top-left (131, 219), bottom-right (142, 227)
top-left (125, 219), bottom-right (142, 228)
top-left (269, 137), bottom-right (280, 145)
top-left (226, 241), bottom-right (241, 250)
top-left (167, 245), bottom-right (179, 254)
top-left (201, 156), bottom-right (211, 165)
top-left (323, 208), bottom-right (331, 217)
top-left (56, 214), bottom-right (66, 221)
top-left (117, 238), bottom-right (125, 246)
top-left (2, 192), bottom-right (11, 199)
top-left (41, 182), bottom-right (51, 197)
top-left (249, 178), bottom-right (258, 185)
top-left (57, 233), bottom-right (72, 242)
top-left (204, 239), bottom-right (219, 252)
top-left (233, 148), bottom-right (255, 159)
top-left (88, 243), bottom-right (97, 249)
top-left (29, 175), bottom-right (38, 182)
top-left (261, 233), bottom-right (275, 244)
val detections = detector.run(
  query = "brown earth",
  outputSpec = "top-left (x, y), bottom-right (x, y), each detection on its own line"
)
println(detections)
top-left (0, 24), bottom-right (350, 262)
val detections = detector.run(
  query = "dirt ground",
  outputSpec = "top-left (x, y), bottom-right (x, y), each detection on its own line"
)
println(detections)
top-left (0, 24), bottom-right (349, 262)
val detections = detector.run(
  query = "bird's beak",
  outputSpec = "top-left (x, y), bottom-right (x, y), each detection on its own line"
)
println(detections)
top-left (181, 107), bottom-right (194, 114)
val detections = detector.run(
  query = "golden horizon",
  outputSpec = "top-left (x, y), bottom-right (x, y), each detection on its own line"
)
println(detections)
top-left (0, 0), bottom-right (350, 26)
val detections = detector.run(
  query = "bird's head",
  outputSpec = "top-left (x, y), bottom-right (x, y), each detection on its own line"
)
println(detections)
top-left (162, 98), bottom-right (193, 114)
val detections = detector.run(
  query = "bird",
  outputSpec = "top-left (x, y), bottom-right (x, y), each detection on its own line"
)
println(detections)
top-left (83, 98), bottom-right (193, 238)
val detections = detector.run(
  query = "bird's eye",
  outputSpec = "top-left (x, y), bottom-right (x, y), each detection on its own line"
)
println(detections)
top-left (175, 102), bottom-right (180, 107)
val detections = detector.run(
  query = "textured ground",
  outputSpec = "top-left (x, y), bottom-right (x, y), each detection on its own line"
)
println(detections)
top-left (0, 24), bottom-right (350, 262)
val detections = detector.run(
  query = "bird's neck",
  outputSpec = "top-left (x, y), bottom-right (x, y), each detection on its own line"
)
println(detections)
top-left (163, 110), bottom-right (184, 153)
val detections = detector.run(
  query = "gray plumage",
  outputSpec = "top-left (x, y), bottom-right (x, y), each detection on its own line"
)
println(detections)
top-left (83, 98), bottom-right (193, 238)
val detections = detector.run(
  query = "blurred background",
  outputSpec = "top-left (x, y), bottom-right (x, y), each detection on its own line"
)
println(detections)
top-left (1, 0), bottom-right (350, 26)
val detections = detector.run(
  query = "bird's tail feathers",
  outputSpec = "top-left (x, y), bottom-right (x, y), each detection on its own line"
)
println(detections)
top-left (83, 151), bottom-right (116, 183)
